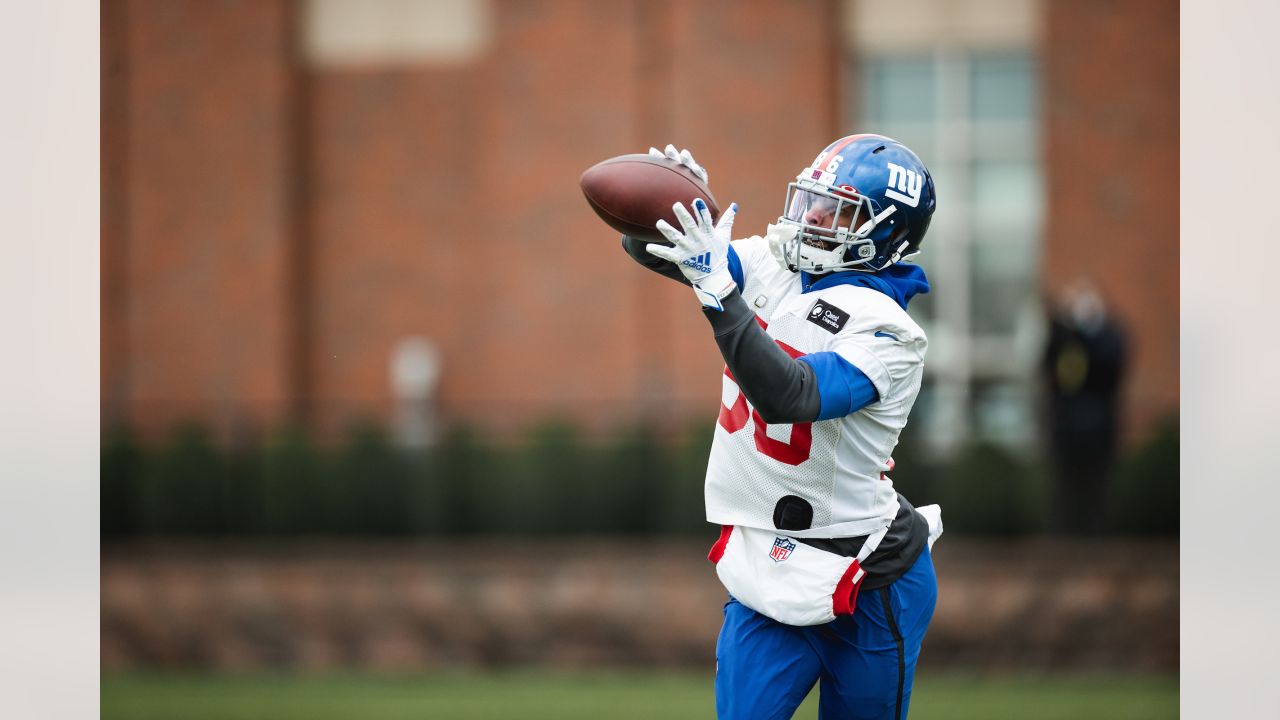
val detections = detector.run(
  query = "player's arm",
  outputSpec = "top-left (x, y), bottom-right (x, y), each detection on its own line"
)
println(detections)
top-left (647, 201), bottom-right (878, 424)
top-left (705, 292), bottom-right (878, 424)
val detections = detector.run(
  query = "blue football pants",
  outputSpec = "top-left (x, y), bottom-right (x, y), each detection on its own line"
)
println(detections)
top-left (715, 545), bottom-right (937, 720)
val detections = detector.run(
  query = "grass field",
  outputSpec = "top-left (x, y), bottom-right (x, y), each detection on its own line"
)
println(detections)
top-left (102, 670), bottom-right (1177, 720)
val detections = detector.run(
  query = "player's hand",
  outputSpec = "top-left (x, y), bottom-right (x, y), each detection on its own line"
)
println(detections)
top-left (646, 199), bottom-right (738, 311)
top-left (649, 143), bottom-right (708, 183)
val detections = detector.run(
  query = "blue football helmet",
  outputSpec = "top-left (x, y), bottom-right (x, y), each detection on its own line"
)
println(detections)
top-left (772, 134), bottom-right (936, 274)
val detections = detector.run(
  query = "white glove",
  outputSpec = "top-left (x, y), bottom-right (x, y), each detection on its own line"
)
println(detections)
top-left (647, 199), bottom-right (738, 311)
top-left (649, 143), bottom-right (708, 183)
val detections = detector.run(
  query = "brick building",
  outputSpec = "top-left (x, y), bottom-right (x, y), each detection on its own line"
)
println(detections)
top-left (101, 0), bottom-right (1177, 449)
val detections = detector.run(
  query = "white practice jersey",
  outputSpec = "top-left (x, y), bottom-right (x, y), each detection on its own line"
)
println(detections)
top-left (704, 235), bottom-right (928, 538)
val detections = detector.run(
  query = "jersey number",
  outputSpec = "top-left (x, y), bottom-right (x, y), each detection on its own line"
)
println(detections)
top-left (717, 335), bottom-right (813, 466)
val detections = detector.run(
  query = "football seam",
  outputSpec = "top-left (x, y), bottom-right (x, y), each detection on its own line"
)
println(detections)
top-left (584, 194), bottom-right (653, 232)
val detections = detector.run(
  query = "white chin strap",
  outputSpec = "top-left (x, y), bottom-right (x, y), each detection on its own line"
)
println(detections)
top-left (858, 205), bottom-right (897, 236)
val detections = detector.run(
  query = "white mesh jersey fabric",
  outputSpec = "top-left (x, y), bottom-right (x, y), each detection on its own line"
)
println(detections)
top-left (703, 236), bottom-right (928, 539)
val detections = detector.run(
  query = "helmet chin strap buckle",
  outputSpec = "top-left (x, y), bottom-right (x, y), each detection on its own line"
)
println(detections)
top-left (886, 239), bottom-right (910, 266)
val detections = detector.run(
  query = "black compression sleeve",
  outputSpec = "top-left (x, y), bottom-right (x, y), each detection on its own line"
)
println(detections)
top-left (703, 293), bottom-right (821, 424)
top-left (620, 234), bottom-right (691, 286)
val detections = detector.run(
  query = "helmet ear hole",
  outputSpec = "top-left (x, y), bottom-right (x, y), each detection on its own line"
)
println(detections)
top-left (886, 221), bottom-right (909, 245)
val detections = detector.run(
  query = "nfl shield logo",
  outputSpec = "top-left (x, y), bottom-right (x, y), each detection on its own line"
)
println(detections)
top-left (769, 536), bottom-right (796, 563)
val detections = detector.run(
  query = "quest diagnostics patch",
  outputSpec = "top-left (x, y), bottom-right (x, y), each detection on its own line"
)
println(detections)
top-left (806, 300), bottom-right (850, 333)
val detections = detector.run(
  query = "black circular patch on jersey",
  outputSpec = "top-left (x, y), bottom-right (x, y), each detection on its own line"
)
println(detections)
top-left (773, 495), bottom-right (814, 531)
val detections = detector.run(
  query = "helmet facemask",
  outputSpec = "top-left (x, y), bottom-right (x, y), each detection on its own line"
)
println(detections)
top-left (772, 180), bottom-right (903, 274)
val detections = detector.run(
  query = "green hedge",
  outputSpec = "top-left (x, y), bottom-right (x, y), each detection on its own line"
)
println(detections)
top-left (1105, 416), bottom-right (1179, 535)
top-left (101, 421), bottom-right (716, 538)
top-left (101, 417), bottom-right (1176, 538)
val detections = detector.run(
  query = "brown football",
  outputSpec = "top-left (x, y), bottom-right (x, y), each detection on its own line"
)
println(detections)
top-left (579, 153), bottom-right (720, 242)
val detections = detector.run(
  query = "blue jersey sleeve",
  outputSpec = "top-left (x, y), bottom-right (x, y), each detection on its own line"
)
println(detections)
top-left (798, 351), bottom-right (880, 420)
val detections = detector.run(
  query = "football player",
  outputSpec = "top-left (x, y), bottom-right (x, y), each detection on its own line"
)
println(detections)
top-left (622, 139), bottom-right (941, 720)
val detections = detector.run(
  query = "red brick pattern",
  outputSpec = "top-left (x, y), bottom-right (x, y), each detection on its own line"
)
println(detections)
top-left (101, 539), bottom-right (1178, 671)
top-left (1044, 0), bottom-right (1179, 439)
top-left (107, 0), bottom-right (297, 440)
top-left (102, 0), bottom-right (1177, 442)
top-left (102, 0), bottom-right (130, 424)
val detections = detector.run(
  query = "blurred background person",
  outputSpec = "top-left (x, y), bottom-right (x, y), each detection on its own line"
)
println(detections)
top-left (1043, 278), bottom-right (1128, 535)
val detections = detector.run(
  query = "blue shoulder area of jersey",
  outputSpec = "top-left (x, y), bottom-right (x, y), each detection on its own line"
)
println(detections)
top-left (792, 265), bottom-right (930, 416)
top-left (800, 263), bottom-right (931, 310)
top-left (727, 246), bottom-right (745, 292)
top-left (798, 352), bottom-right (879, 420)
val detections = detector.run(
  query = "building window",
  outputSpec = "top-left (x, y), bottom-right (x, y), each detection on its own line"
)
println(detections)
top-left (851, 49), bottom-right (1043, 454)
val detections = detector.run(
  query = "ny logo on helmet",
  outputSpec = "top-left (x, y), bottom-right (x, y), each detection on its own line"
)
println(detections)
top-left (885, 162), bottom-right (923, 208)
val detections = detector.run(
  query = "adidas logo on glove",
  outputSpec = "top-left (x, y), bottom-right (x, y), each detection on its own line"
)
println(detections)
top-left (681, 252), bottom-right (713, 274)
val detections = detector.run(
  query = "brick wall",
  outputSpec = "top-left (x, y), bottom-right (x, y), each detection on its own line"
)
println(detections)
top-left (1044, 0), bottom-right (1179, 439)
top-left (303, 0), bottom-right (841, 436)
top-left (102, 0), bottom-right (1177, 442)
top-left (103, 0), bottom-right (299, 441)
top-left (102, 0), bottom-right (130, 425)
top-left (102, 0), bottom-right (842, 439)
top-left (101, 539), bottom-right (1178, 671)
